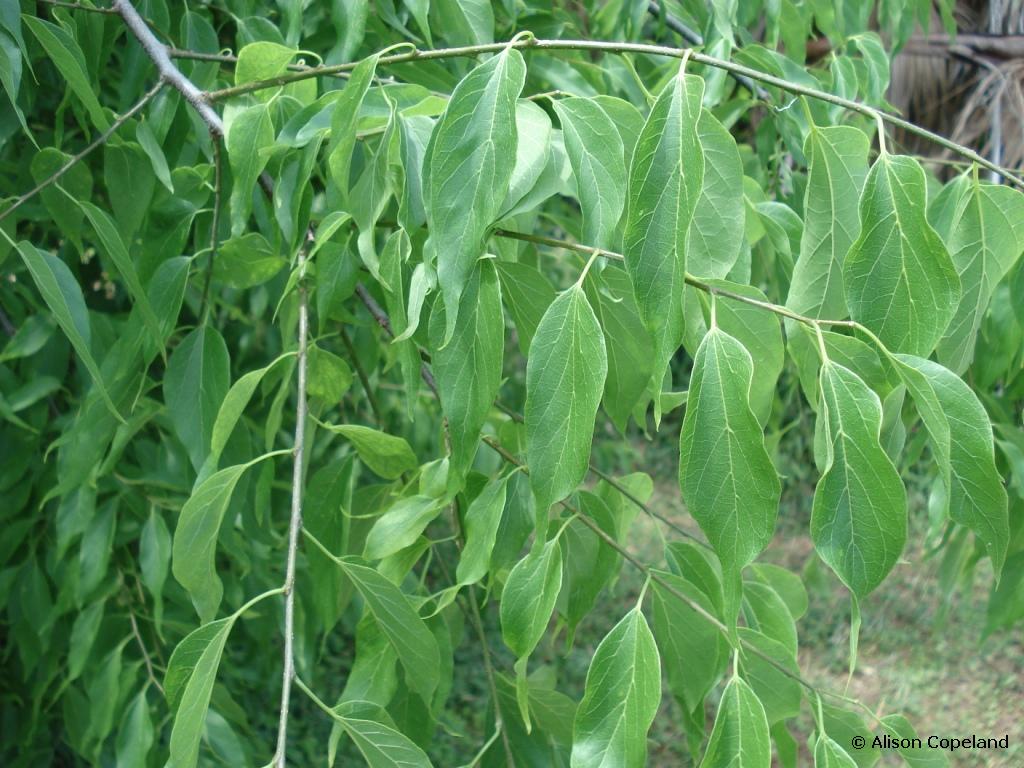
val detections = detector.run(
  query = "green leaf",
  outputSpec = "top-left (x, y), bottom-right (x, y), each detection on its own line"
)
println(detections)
top-left (812, 361), bottom-right (907, 597)
top-left (320, 423), bottom-right (418, 479)
top-left (623, 71), bottom-right (704, 397)
top-left (308, 346), bottom-right (353, 403)
top-left (844, 154), bottom-right (961, 356)
top-left (651, 571), bottom-right (728, 715)
top-left (495, 260), bottom-right (555, 355)
top-left (570, 608), bottom-right (661, 768)
top-left (327, 53), bottom-right (378, 202)
top-left (30, 148), bottom-right (91, 250)
top-left (553, 97), bottom-right (626, 249)
top-left (500, 537), bottom-right (562, 660)
top-left (115, 689), bottom-right (154, 768)
top-left (165, 617), bottom-right (234, 768)
top-left (214, 232), bottom-right (286, 289)
top-left (525, 284), bottom-right (607, 518)
top-left (172, 455), bottom-right (270, 622)
top-left (339, 558), bottom-right (440, 702)
top-left (698, 677), bottom-right (771, 768)
top-left (164, 326), bottom-right (231, 472)
top-left (814, 734), bottom-right (858, 767)
top-left (235, 41), bottom-right (296, 89)
top-left (77, 201), bottom-right (164, 354)
top-left (22, 16), bottom-right (109, 130)
top-left (736, 629), bottom-right (801, 724)
top-left (226, 104), bottom-right (274, 236)
top-left (786, 125), bottom-right (870, 318)
top-left (14, 241), bottom-right (122, 422)
top-left (339, 707), bottom-right (434, 767)
top-left (688, 110), bottom-right (745, 279)
top-left (456, 472), bottom-right (510, 585)
top-left (879, 714), bottom-right (949, 767)
top-left (500, 101), bottom-right (552, 217)
top-left (425, 48), bottom-right (525, 343)
top-left (679, 327), bottom-right (780, 621)
top-left (585, 265), bottom-right (653, 434)
top-left (140, 509), bottom-right (170, 635)
top-left (363, 495), bottom-right (442, 561)
top-left (893, 354), bottom-right (1008, 575)
top-left (929, 174), bottom-right (1024, 373)
top-left (429, 260), bottom-right (504, 492)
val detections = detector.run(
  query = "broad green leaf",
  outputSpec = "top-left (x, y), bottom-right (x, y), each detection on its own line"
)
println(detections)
top-left (698, 677), bottom-right (771, 768)
top-left (820, 705), bottom-right (880, 768)
top-left (77, 201), bottom-right (163, 354)
top-left (136, 120), bottom-right (174, 191)
top-left (340, 708), bottom-right (434, 767)
top-left (429, 260), bottom-right (504, 492)
top-left (23, 16), bottom-right (109, 130)
top-left (570, 608), bottom-right (661, 768)
top-left (651, 571), bottom-right (728, 715)
top-left (554, 96), bottom-right (626, 249)
top-left (688, 110), bottom-right (744, 279)
top-left (235, 41), bottom-right (295, 89)
top-left (986, 550), bottom-right (1024, 636)
top-left (812, 361), bottom-right (907, 597)
top-left (67, 600), bottom-right (104, 683)
top-left (525, 284), bottom-right (607, 518)
top-left (623, 71), bottom-right (704, 398)
top-left (879, 714), bottom-right (948, 767)
top-left (736, 629), bottom-right (801, 725)
top-left (786, 125), bottom-right (869, 318)
top-left (308, 346), bottom-right (353, 403)
top-left (456, 472), bottom-right (510, 585)
top-left (103, 142), bottom-right (155, 241)
top-left (226, 104), bottom-right (274, 236)
top-left (15, 241), bottom-right (122, 422)
top-left (500, 100), bottom-right (552, 217)
top-left (679, 327), bottom-right (779, 621)
top-left (165, 617), bottom-right (234, 768)
top-left (585, 265), bottom-right (653, 434)
top-left (214, 232), bottom-right (286, 289)
top-left (433, 0), bottom-right (494, 45)
top-left (560, 492), bottom-right (623, 638)
top-left (425, 48), bottom-right (525, 342)
top-left (164, 326), bottom-right (231, 472)
top-left (304, 458), bottom-right (354, 633)
top-left (206, 353), bottom-right (292, 477)
top-left (500, 538), bottom-right (562, 661)
top-left (140, 509), bottom-right (170, 635)
top-left (495, 260), bottom-right (555, 355)
top-left (339, 558), bottom-right (440, 702)
top-left (115, 689), bottom-right (154, 768)
top-left (929, 173), bottom-right (1024, 372)
top-left (844, 154), bottom-right (960, 356)
top-left (172, 458), bottom-right (263, 622)
top-left (320, 423), bottom-right (418, 479)
top-left (364, 495), bottom-right (442, 561)
top-left (327, 53), bottom-right (378, 202)
top-left (377, 229), bottom-right (419, 415)
top-left (30, 148), bottom-right (91, 250)
top-left (893, 354), bottom-right (1008, 575)
top-left (814, 735), bottom-right (858, 767)
top-left (0, 315), bottom-right (53, 362)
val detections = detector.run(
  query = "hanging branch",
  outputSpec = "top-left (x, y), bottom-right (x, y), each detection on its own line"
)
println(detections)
top-left (202, 36), bottom-right (1024, 189)
top-left (112, 0), bottom-right (224, 137)
top-left (0, 80), bottom-right (164, 224)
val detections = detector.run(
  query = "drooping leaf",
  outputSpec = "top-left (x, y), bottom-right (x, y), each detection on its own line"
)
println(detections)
top-left (698, 676), bottom-right (771, 768)
top-left (226, 104), bottom-right (274, 236)
top-left (15, 241), bottom-right (121, 422)
top-left (500, 538), bottom-right (563, 661)
top-left (320, 423), bottom-right (418, 479)
top-left (495, 260), bottom-right (555, 355)
top-left (688, 110), bottom-right (745, 279)
top-left (338, 558), bottom-right (440, 703)
top-left (786, 125), bottom-right (869, 318)
top-left (879, 714), bottom-right (949, 768)
top-left (844, 154), bottom-right (961, 356)
top-left (623, 71), bottom-right (704, 398)
top-left (679, 327), bottom-right (780, 621)
top-left (894, 354), bottom-right (1008, 575)
top-left (456, 472), bottom-right (511, 586)
top-left (812, 361), bottom-right (907, 597)
top-left (337, 704), bottom-right (434, 767)
top-left (570, 608), bottom-right (661, 768)
top-left (814, 734), bottom-right (858, 767)
top-left (525, 284), bottom-right (607, 520)
top-left (363, 495), bottom-right (442, 561)
top-left (425, 48), bottom-right (525, 342)
top-left (553, 96), bottom-right (626, 249)
top-left (164, 325), bottom-right (231, 472)
top-left (429, 260), bottom-right (504, 492)
top-left (929, 173), bottom-right (1024, 372)
top-left (115, 689), bottom-right (154, 768)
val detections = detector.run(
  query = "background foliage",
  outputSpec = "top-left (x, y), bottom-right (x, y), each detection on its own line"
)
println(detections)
top-left (1, 0), bottom-right (1023, 766)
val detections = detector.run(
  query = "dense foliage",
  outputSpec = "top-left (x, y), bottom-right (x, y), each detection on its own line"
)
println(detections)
top-left (1, 1), bottom-right (1022, 766)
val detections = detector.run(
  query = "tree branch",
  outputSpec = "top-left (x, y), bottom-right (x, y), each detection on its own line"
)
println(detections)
top-left (0, 80), bottom-right (163, 224)
top-left (112, 0), bottom-right (224, 137)
top-left (203, 37), bottom-right (1023, 189)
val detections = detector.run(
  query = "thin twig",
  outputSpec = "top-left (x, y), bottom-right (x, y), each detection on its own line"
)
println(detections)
top-left (202, 37), bottom-right (1024, 188)
top-left (200, 136), bottom-right (223, 323)
top-left (112, 0), bottom-right (224, 137)
top-left (340, 326), bottom-right (382, 426)
top-left (272, 247), bottom-right (309, 767)
top-left (128, 610), bottom-right (165, 694)
top-left (0, 80), bottom-right (164, 224)
top-left (465, 587), bottom-right (517, 767)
